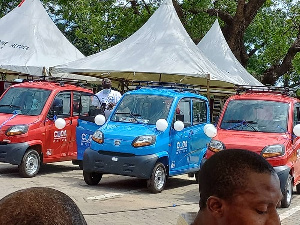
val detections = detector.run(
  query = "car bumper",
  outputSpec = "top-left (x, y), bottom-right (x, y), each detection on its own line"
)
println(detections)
top-left (0, 142), bottom-right (29, 165)
top-left (83, 147), bottom-right (158, 179)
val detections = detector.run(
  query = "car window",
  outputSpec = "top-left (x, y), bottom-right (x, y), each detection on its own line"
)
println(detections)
top-left (192, 98), bottom-right (207, 125)
top-left (175, 98), bottom-right (191, 127)
top-left (221, 100), bottom-right (289, 133)
top-left (73, 91), bottom-right (100, 117)
top-left (0, 87), bottom-right (51, 116)
top-left (111, 94), bottom-right (173, 125)
top-left (294, 103), bottom-right (300, 127)
top-left (49, 92), bottom-right (71, 118)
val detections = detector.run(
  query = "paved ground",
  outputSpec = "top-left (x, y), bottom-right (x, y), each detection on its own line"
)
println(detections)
top-left (1, 161), bottom-right (300, 224)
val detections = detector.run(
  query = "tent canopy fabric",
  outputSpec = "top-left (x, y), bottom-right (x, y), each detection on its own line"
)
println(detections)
top-left (197, 20), bottom-right (262, 86)
top-left (51, 0), bottom-right (257, 87)
top-left (0, 0), bottom-right (84, 76)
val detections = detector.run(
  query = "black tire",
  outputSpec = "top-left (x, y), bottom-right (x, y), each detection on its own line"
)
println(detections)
top-left (147, 162), bottom-right (167, 193)
top-left (296, 183), bottom-right (300, 194)
top-left (83, 171), bottom-right (102, 185)
top-left (19, 149), bottom-right (41, 178)
top-left (78, 161), bottom-right (83, 170)
top-left (281, 174), bottom-right (293, 208)
top-left (195, 171), bottom-right (200, 184)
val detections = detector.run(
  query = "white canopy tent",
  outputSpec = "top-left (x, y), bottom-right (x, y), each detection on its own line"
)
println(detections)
top-left (0, 0), bottom-right (96, 81)
top-left (51, 0), bottom-right (259, 88)
top-left (198, 20), bottom-right (262, 86)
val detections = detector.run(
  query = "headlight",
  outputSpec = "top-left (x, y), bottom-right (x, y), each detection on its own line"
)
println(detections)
top-left (208, 139), bottom-right (225, 153)
top-left (132, 135), bottom-right (156, 148)
top-left (261, 145), bottom-right (285, 158)
top-left (92, 130), bottom-right (104, 144)
top-left (6, 125), bottom-right (28, 136)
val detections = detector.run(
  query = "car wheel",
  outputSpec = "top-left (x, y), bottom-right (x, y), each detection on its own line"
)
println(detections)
top-left (281, 174), bottom-right (293, 208)
top-left (19, 149), bottom-right (40, 178)
top-left (83, 171), bottom-right (102, 185)
top-left (147, 163), bottom-right (167, 193)
top-left (195, 171), bottom-right (200, 184)
top-left (78, 161), bottom-right (83, 170)
top-left (296, 183), bottom-right (300, 194)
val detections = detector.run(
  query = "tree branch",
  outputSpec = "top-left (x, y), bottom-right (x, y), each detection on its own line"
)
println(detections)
top-left (206, 9), bottom-right (233, 25)
top-left (130, 0), bottom-right (140, 15)
top-left (141, 0), bottom-right (151, 15)
top-left (244, 0), bottom-right (266, 28)
top-left (262, 28), bottom-right (300, 85)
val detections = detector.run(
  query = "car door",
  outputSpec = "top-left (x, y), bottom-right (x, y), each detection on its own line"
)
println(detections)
top-left (169, 98), bottom-right (193, 175)
top-left (74, 92), bottom-right (102, 160)
top-left (189, 98), bottom-right (210, 168)
top-left (44, 91), bottom-right (73, 161)
top-left (292, 103), bottom-right (300, 184)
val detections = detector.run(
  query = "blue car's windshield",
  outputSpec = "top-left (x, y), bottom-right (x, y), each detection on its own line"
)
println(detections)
top-left (220, 100), bottom-right (289, 133)
top-left (0, 87), bottom-right (51, 116)
top-left (111, 94), bottom-right (173, 125)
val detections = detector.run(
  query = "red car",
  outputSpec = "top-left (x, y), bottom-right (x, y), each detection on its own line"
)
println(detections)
top-left (0, 81), bottom-right (101, 177)
top-left (204, 86), bottom-right (300, 208)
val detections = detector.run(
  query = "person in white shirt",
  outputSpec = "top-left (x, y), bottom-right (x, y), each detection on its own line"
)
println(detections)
top-left (95, 78), bottom-right (122, 119)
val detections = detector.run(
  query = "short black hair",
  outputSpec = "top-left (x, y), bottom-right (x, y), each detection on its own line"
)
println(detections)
top-left (0, 187), bottom-right (87, 225)
top-left (199, 149), bottom-right (275, 209)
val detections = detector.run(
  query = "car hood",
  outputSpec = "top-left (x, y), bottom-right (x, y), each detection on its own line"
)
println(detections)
top-left (215, 129), bottom-right (290, 153)
top-left (100, 121), bottom-right (158, 140)
top-left (0, 113), bottom-right (40, 127)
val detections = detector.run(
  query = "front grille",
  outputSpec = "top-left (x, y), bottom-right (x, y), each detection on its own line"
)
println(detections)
top-left (98, 150), bottom-right (135, 157)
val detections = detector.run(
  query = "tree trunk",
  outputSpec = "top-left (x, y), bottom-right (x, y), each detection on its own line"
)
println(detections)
top-left (262, 29), bottom-right (300, 85)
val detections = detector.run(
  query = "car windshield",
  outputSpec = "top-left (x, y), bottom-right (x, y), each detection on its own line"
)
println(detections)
top-left (0, 87), bottom-right (51, 116)
top-left (111, 94), bottom-right (173, 125)
top-left (220, 100), bottom-right (289, 133)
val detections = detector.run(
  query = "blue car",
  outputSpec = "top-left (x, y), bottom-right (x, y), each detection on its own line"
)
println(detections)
top-left (83, 87), bottom-right (212, 193)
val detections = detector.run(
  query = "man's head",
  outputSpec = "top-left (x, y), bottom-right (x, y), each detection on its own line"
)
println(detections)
top-left (102, 78), bottom-right (112, 89)
top-left (0, 187), bottom-right (87, 225)
top-left (197, 149), bottom-right (282, 225)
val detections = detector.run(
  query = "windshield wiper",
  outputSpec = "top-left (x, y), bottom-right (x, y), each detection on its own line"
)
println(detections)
top-left (115, 112), bottom-right (142, 123)
top-left (0, 104), bottom-right (21, 109)
top-left (225, 120), bottom-right (258, 131)
top-left (223, 119), bottom-right (257, 124)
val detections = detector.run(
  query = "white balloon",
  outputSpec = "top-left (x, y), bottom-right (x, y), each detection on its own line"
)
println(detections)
top-left (55, 118), bottom-right (66, 129)
top-left (95, 114), bottom-right (106, 126)
top-left (204, 124), bottom-right (217, 138)
top-left (293, 124), bottom-right (300, 137)
top-left (156, 119), bottom-right (168, 132)
top-left (174, 121), bottom-right (184, 131)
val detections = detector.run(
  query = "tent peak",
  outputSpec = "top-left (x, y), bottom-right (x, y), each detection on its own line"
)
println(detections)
top-left (18, 0), bottom-right (26, 7)
top-left (162, 0), bottom-right (173, 5)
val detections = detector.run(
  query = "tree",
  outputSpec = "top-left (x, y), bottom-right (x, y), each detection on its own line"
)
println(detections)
top-left (1, 0), bottom-right (299, 86)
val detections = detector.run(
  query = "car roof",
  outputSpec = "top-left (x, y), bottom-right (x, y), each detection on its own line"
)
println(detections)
top-left (124, 87), bottom-right (207, 100)
top-left (10, 81), bottom-right (93, 93)
top-left (229, 92), bottom-right (299, 104)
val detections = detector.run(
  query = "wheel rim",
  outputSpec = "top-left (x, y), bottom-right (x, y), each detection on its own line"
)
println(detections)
top-left (286, 179), bottom-right (293, 204)
top-left (154, 166), bottom-right (165, 190)
top-left (25, 153), bottom-right (39, 176)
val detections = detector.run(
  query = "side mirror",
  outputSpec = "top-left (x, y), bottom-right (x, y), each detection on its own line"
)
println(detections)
top-left (156, 119), bottom-right (168, 132)
top-left (55, 118), bottom-right (66, 129)
top-left (95, 114), bottom-right (106, 126)
top-left (293, 124), bottom-right (300, 137)
top-left (174, 121), bottom-right (184, 131)
top-left (204, 124), bottom-right (217, 138)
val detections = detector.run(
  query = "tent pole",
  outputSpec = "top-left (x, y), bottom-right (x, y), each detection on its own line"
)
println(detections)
top-left (206, 74), bottom-right (210, 100)
top-left (207, 74), bottom-right (213, 122)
